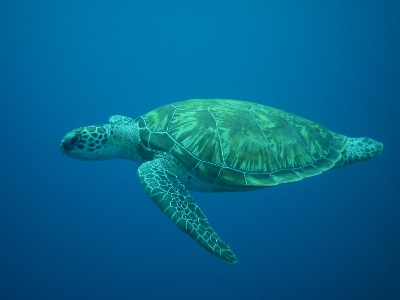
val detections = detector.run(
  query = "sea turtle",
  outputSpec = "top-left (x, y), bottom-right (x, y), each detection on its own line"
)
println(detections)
top-left (60, 99), bottom-right (383, 263)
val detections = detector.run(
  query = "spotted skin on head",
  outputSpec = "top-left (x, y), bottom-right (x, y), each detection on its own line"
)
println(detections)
top-left (61, 115), bottom-right (140, 161)
top-left (61, 125), bottom-right (109, 159)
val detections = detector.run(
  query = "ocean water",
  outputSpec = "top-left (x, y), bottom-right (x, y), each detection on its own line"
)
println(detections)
top-left (1, 1), bottom-right (399, 299)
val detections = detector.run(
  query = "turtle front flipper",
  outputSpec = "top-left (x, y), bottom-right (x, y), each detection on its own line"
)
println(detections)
top-left (138, 158), bottom-right (237, 263)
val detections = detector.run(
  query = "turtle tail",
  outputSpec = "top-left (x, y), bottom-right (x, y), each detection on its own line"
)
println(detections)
top-left (333, 137), bottom-right (383, 169)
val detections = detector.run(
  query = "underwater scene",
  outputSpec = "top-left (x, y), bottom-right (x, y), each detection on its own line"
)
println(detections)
top-left (2, 1), bottom-right (399, 299)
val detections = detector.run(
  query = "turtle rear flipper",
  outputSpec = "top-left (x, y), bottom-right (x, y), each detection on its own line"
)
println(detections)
top-left (334, 137), bottom-right (383, 168)
top-left (138, 158), bottom-right (238, 263)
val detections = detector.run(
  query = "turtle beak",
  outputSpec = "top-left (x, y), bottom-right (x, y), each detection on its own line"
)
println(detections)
top-left (60, 140), bottom-right (68, 154)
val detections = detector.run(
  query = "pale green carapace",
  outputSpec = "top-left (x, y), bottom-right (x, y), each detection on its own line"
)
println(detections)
top-left (60, 99), bottom-right (383, 263)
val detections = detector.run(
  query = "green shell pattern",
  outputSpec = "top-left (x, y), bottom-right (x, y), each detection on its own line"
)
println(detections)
top-left (136, 99), bottom-right (346, 189)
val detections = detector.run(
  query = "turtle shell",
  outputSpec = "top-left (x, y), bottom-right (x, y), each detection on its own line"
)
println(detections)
top-left (136, 99), bottom-right (346, 188)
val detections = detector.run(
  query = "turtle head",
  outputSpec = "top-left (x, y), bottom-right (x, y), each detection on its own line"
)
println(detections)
top-left (60, 115), bottom-right (141, 162)
top-left (60, 124), bottom-right (113, 160)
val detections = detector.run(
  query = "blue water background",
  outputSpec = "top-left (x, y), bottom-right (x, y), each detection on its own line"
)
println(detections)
top-left (1, 1), bottom-right (399, 299)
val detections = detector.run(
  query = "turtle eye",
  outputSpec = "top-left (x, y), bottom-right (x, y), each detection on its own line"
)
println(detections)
top-left (69, 133), bottom-right (81, 146)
